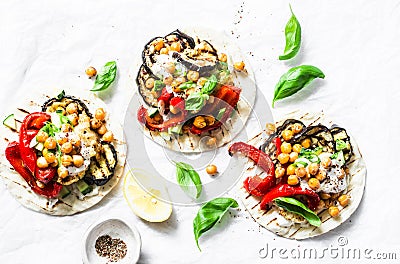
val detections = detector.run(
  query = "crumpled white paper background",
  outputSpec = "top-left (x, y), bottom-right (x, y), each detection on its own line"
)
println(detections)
top-left (0, 0), bottom-right (399, 263)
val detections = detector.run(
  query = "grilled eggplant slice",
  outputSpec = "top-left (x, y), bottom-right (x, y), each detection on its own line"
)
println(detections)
top-left (84, 142), bottom-right (118, 186)
top-left (172, 52), bottom-right (217, 76)
top-left (136, 64), bottom-right (161, 107)
top-left (42, 95), bottom-right (92, 118)
top-left (292, 125), bottom-right (334, 153)
top-left (330, 126), bottom-right (353, 162)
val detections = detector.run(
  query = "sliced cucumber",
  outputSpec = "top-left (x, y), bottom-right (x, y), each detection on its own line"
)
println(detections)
top-left (148, 107), bottom-right (159, 118)
top-left (76, 180), bottom-right (93, 195)
top-left (168, 124), bottom-right (182, 135)
top-left (59, 186), bottom-right (71, 199)
top-left (3, 114), bottom-right (16, 130)
top-left (293, 157), bottom-right (311, 167)
top-left (34, 143), bottom-right (44, 152)
top-left (216, 107), bottom-right (226, 121)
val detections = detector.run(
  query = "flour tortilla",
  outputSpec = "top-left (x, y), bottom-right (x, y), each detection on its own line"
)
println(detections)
top-left (136, 27), bottom-right (256, 153)
top-left (237, 111), bottom-right (366, 239)
top-left (0, 88), bottom-right (126, 215)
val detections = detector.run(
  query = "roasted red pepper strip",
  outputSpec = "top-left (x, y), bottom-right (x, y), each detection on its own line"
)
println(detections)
top-left (158, 87), bottom-right (173, 105)
top-left (5, 141), bottom-right (62, 198)
top-left (19, 112), bottom-right (56, 183)
top-left (274, 137), bottom-right (282, 156)
top-left (229, 142), bottom-right (276, 197)
top-left (260, 184), bottom-right (320, 211)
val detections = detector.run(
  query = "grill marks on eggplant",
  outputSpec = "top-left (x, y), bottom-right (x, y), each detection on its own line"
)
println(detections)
top-left (136, 65), bottom-right (161, 107)
top-left (42, 95), bottom-right (93, 118)
top-left (84, 142), bottom-right (117, 186)
top-left (261, 119), bottom-right (353, 164)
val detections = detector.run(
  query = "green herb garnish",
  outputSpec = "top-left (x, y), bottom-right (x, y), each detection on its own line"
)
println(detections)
top-left (279, 5), bottom-right (301, 60)
top-left (57, 90), bottom-right (65, 100)
top-left (272, 65), bottom-right (325, 107)
top-left (90, 61), bottom-right (117, 92)
top-left (175, 161), bottom-right (202, 199)
top-left (274, 197), bottom-right (321, 227)
top-left (193, 197), bottom-right (238, 251)
top-left (201, 75), bottom-right (218, 95)
top-left (153, 80), bottom-right (165, 92)
top-left (185, 92), bottom-right (209, 111)
top-left (335, 139), bottom-right (347, 151)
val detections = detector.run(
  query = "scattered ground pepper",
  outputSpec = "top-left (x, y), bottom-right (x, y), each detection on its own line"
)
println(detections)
top-left (95, 235), bottom-right (127, 263)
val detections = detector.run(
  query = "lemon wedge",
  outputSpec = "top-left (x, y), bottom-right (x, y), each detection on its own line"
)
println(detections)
top-left (123, 169), bottom-right (172, 222)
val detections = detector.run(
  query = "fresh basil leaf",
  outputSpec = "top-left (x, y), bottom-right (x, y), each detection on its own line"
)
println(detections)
top-left (175, 161), bottom-right (202, 199)
top-left (153, 80), bottom-right (165, 92)
top-left (299, 147), bottom-right (322, 163)
top-left (40, 122), bottom-right (59, 137)
top-left (279, 5), bottom-right (301, 60)
top-left (179, 81), bottom-right (196, 90)
top-left (57, 90), bottom-right (65, 100)
top-left (201, 75), bottom-right (218, 95)
top-left (90, 61), bottom-right (117, 92)
top-left (272, 65), bottom-right (325, 107)
top-left (331, 150), bottom-right (345, 166)
top-left (55, 110), bottom-right (72, 126)
top-left (185, 92), bottom-right (209, 111)
top-left (335, 139), bottom-right (347, 151)
top-left (216, 107), bottom-right (226, 121)
top-left (193, 197), bottom-right (238, 251)
top-left (274, 197), bottom-right (321, 227)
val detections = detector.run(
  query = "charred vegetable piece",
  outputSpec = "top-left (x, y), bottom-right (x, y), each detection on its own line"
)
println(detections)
top-left (136, 64), bottom-right (161, 107)
top-left (172, 52), bottom-right (217, 76)
top-left (42, 94), bottom-right (92, 118)
top-left (292, 124), bottom-right (334, 153)
top-left (84, 142), bottom-right (118, 186)
top-left (330, 126), bottom-right (353, 162)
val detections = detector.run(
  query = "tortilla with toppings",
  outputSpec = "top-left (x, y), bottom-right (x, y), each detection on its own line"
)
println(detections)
top-left (230, 111), bottom-right (366, 239)
top-left (135, 28), bottom-right (255, 152)
top-left (0, 89), bottom-right (126, 215)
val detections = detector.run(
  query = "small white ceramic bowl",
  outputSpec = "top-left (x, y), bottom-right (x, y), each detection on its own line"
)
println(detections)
top-left (82, 218), bottom-right (141, 264)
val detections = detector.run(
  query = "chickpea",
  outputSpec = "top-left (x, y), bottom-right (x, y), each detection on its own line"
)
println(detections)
top-left (328, 206), bottom-right (340, 217)
top-left (165, 62), bottom-right (176, 74)
top-left (57, 137), bottom-right (68, 145)
top-left (102, 131), bottom-right (114, 142)
top-left (97, 124), bottom-right (107, 135)
top-left (292, 144), bottom-right (302, 153)
top-left (233, 61), bottom-right (245, 71)
top-left (321, 157), bottom-right (331, 168)
top-left (44, 151), bottom-right (56, 164)
top-left (308, 163), bottom-right (320, 176)
top-left (295, 167), bottom-right (307, 178)
top-left (90, 118), bottom-right (102, 129)
top-left (308, 178), bottom-right (320, 190)
top-left (66, 103), bottom-right (78, 114)
top-left (275, 167), bottom-right (285, 178)
top-left (301, 138), bottom-right (311, 148)
top-left (338, 194), bottom-right (350, 207)
top-left (70, 137), bottom-right (81, 147)
top-left (280, 142), bottom-right (292, 154)
top-left (204, 116), bottom-right (215, 126)
top-left (187, 71), bottom-right (200, 82)
top-left (154, 40), bottom-right (164, 51)
top-left (73, 155), bottom-right (84, 168)
top-left (160, 47), bottom-right (169, 55)
top-left (61, 142), bottom-right (73, 154)
top-left (286, 164), bottom-right (296, 175)
top-left (289, 152), bottom-right (298, 163)
top-left (170, 42), bottom-right (181, 52)
top-left (277, 153), bottom-right (290, 164)
top-left (50, 159), bottom-right (58, 167)
top-left (206, 137), bottom-right (217, 147)
top-left (218, 53), bottom-right (227, 62)
top-left (206, 164), bottom-right (218, 175)
top-left (95, 108), bottom-right (106, 121)
top-left (287, 175), bottom-right (299, 185)
top-left (193, 116), bottom-right (207, 129)
top-left (163, 76), bottom-right (173, 85)
top-left (265, 123), bottom-right (276, 134)
top-left (36, 131), bottom-right (49, 143)
top-left (61, 124), bottom-right (72, 132)
top-left (169, 105), bottom-right (179, 115)
top-left (291, 123), bottom-right (302, 134)
top-left (68, 114), bottom-right (79, 126)
top-left (197, 77), bottom-right (208, 87)
top-left (85, 66), bottom-right (97, 78)
top-left (37, 156), bottom-right (48, 169)
top-left (61, 155), bottom-right (73, 167)
top-left (172, 86), bottom-right (182, 93)
top-left (175, 76), bottom-right (186, 84)
top-left (316, 170), bottom-right (327, 181)
top-left (44, 137), bottom-right (57, 150)
top-left (282, 130), bottom-right (294, 141)
top-left (320, 193), bottom-right (331, 200)
top-left (57, 166), bottom-right (69, 179)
